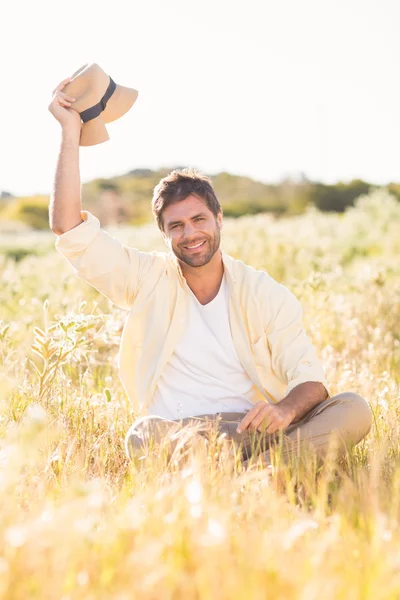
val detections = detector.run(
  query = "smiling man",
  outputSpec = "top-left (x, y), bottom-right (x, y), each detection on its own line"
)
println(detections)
top-left (49, 79), bottom-right (372, 469)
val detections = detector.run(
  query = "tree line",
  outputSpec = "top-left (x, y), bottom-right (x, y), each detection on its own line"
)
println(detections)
top-left (1, 168), bottom-right (399, 229)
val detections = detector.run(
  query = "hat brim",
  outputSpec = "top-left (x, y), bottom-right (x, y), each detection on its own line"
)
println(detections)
top-left (102, 84), bottom-right (139, 124)
top-left (80, 116), bottom-right (109, 147)
top-left (78, 84), bottom-right (138, 146)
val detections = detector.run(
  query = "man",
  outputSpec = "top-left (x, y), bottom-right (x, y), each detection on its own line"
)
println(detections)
top-left (48, 79), bottom-right (373, 469)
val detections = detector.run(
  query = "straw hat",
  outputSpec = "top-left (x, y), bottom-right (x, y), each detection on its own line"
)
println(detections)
top-left (63, 63), bottom-right (139, 146)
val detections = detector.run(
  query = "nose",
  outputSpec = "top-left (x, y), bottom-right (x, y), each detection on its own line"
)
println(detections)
top-left (182, 221), bottom-right (197, 238)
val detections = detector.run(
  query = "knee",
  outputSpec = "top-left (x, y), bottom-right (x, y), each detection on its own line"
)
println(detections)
top-left (124, 416), bottom-right (181, 461)
top-left (125, 420), bottom-right (145, 460)
top-left (336, 392), bottom-right (373, 441)
top-left (124, 416), bottom-right (160, 460)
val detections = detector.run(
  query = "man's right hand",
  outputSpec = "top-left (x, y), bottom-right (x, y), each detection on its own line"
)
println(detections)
top-left (48, 77), bottom-right (82, 132)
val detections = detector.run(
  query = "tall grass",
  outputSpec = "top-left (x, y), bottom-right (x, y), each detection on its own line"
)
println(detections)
top-left (0, 189), bottom-right (399, 598)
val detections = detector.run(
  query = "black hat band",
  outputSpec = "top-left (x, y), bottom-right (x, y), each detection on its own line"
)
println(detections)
top-left (79, 77), bottom-right (117, 123)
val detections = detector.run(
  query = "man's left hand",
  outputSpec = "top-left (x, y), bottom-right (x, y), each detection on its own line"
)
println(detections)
top-left (236, 401), bottom-right (295, 435)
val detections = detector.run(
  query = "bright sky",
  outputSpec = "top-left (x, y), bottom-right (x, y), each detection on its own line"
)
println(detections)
top-left (1, 0), bottom-right (400, 197)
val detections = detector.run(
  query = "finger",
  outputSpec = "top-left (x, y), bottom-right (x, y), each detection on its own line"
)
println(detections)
top-left (52, 77), bottom-right (72, 95)
top-left (249, 410), bottom-right (272, 433)
top-left (266, 416), bottom-right (288, 434)
top-left (253, 411), bottom-right (272, 433)
top-left (258, 417), bottom-right (275, 433)
top-left (236, 409), bottom-right (257, 433)
top-left (248, 402), bottom-right (272, 430)
top-left (57, 97), bottom-right (72, 107)
top-left (265, 422), bottom-right (279, 435)
top-left (58, 91), bottom-right (76, 103)
top-left (236, 404), bottom-right (263, 433)
top-left (57, 96), bottom-right (76, 104)
top-left (246, 408), bottom-right (265, 432)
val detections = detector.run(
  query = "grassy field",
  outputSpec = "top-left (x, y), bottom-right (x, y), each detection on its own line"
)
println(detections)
top-left (0, 188), bottom-right (399, 599)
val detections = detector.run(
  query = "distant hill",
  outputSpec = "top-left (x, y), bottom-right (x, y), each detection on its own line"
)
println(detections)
top-left (0, 167), bottom-right (399, 229)
top-left (0, 191), bottom-right (14, 201)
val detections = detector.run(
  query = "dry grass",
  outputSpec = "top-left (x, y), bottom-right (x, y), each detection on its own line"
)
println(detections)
top-left (0, 189), bottom-right (399, 598)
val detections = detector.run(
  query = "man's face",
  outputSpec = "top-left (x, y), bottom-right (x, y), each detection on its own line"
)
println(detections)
top-left (161, 194), bottom-right (223, 267)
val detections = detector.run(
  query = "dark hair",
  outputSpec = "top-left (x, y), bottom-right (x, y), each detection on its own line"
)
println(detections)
top-left (152, 167), bottom-right (222, 231)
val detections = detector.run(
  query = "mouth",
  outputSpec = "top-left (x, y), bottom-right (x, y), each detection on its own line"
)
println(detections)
top-left (183, 240), bottom-right (207, 252)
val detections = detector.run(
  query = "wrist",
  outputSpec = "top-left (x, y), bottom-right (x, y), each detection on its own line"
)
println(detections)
top-left (279, 400), bottom-right (297, 423)
top-left (61, 123), bottom-right (81, 141)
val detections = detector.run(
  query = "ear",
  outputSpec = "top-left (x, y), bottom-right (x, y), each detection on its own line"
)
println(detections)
top-left (217, 211), bottom-right (223, 230)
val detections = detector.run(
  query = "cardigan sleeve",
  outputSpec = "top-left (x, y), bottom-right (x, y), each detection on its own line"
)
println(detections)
top-left (55, 210), bottom-right (163, 310)
top-left (265, 282), bottom-right (331, 398)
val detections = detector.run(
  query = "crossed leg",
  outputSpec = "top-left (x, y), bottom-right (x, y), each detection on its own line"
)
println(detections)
top-left (125, 392), bottom-right (373, 468)
top-left (124, 412), bottom-right (229, 465)
top-left (241, 391), bottom-right (373, 467)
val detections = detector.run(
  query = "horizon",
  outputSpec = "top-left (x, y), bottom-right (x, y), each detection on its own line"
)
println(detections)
top-left (0, 165), bottom-right (397, 200)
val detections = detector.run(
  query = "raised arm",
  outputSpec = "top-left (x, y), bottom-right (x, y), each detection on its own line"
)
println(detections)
top-left (48, 77), bottom-right (83, 235)
top-left (48, 76), bottom-right (164, 310)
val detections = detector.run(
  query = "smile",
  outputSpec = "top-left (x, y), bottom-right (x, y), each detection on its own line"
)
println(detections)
top-left (184, 240), bottom-right (206, 250)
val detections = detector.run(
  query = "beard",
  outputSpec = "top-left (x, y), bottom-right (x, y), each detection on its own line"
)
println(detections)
top-left (172, 223), bottom-right (221, 267)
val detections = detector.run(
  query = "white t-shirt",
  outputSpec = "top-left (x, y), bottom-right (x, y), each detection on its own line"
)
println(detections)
top-left (148, 274), bottom-right (258, 420)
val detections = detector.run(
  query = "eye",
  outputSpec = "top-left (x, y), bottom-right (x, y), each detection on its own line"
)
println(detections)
top-left (195, 217), bottom-right (204, 222)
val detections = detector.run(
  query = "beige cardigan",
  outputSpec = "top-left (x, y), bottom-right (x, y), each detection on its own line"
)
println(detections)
top-left (55, 210), bottom-right (330, 416)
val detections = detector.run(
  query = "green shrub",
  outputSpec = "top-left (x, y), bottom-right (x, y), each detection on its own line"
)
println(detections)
top-left (0, 195), bottom-right (49, 230)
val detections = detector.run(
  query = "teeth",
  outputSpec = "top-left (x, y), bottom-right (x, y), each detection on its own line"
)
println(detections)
top-left (186, 241), bottom-right (205, 249)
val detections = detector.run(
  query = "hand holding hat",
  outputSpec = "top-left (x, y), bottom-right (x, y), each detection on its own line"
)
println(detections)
top-left (48, 63), bottom-right (139, 146)
top-left (48, 77), bottom-right (82, 132)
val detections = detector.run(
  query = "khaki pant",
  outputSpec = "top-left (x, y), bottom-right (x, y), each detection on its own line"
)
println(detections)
top-left (124, 392), bottom-right (373, 468)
